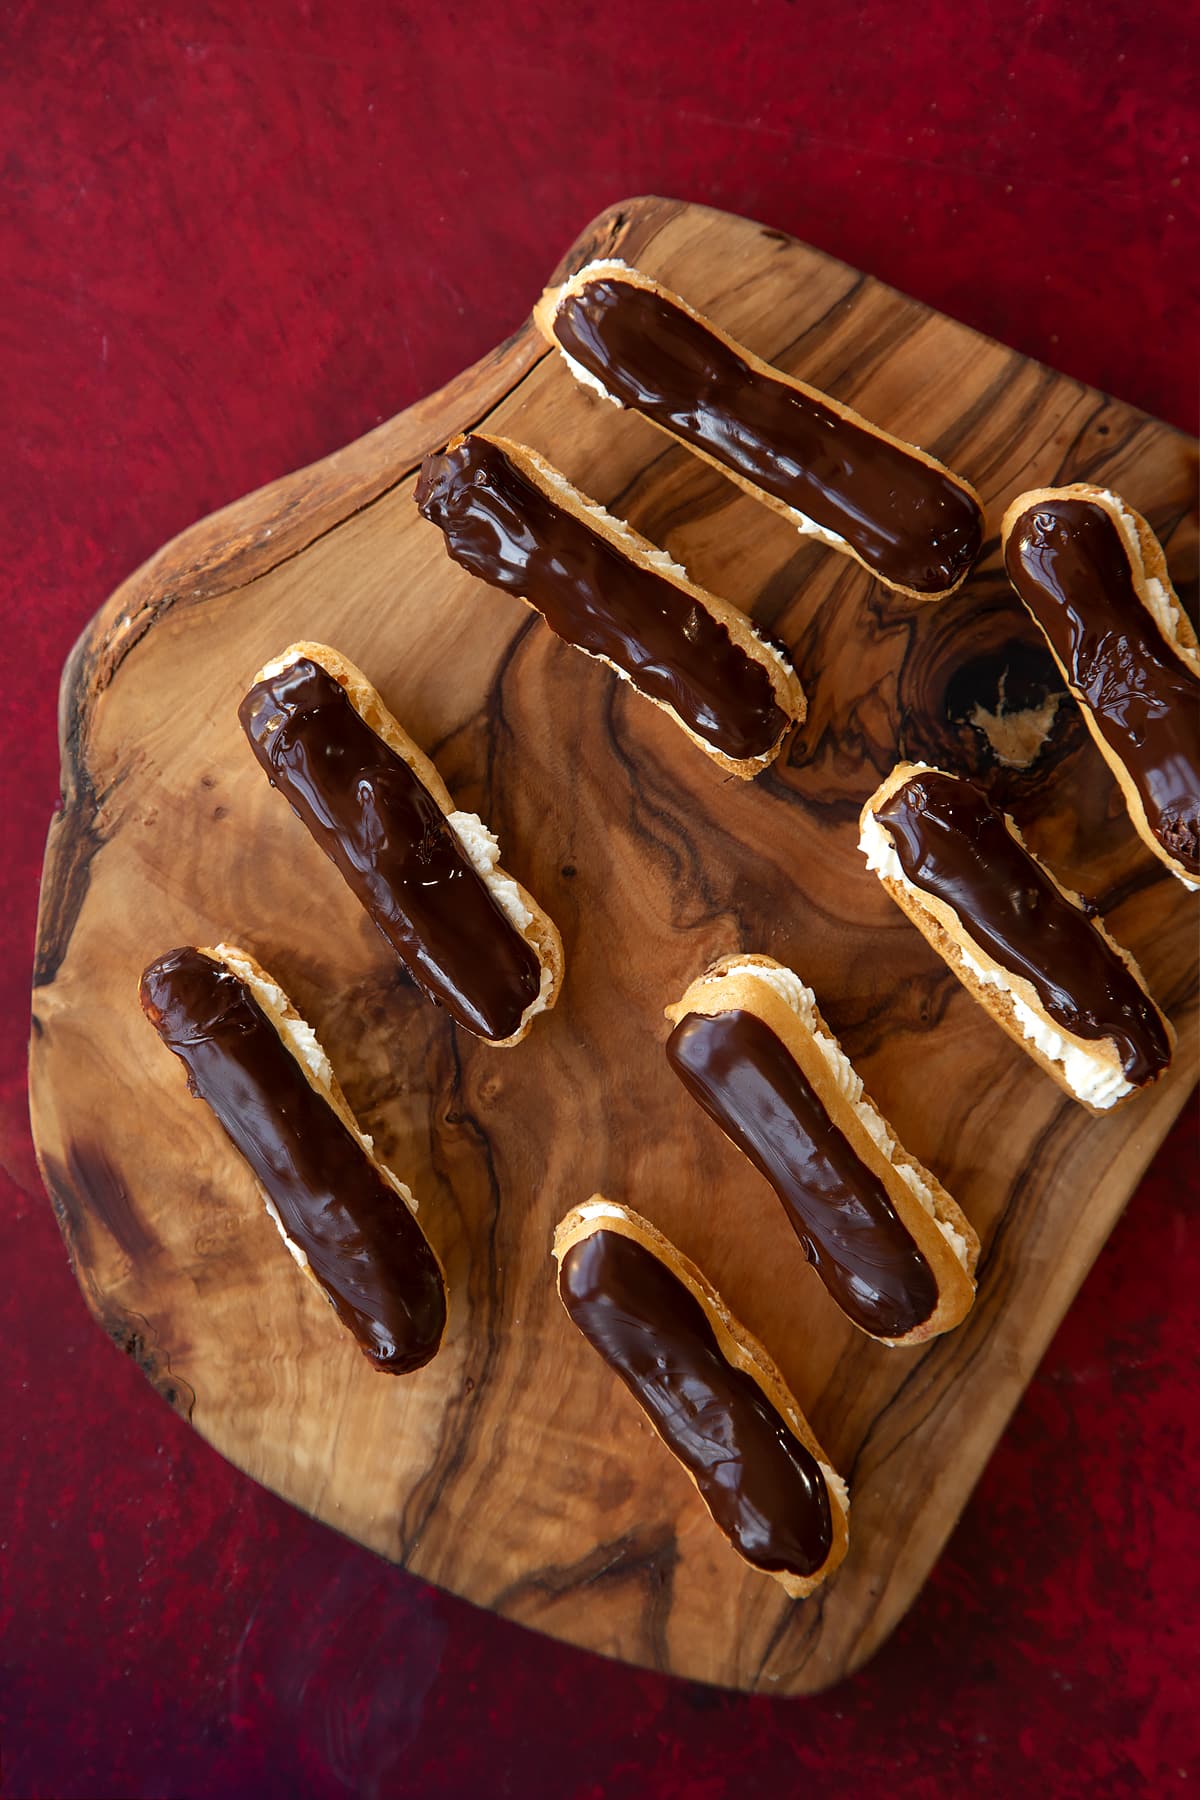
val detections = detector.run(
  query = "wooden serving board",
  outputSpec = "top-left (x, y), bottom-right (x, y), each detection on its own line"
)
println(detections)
top-left (30, 198), bottom-right (1198, 1695)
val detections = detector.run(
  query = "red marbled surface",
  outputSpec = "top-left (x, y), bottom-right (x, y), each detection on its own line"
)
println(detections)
top-left (2, 2), bottom-right (1197, 1795)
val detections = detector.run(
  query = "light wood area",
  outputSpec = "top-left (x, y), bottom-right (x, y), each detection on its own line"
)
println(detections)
top-left (30, 197), bottom-right (1198, 1693)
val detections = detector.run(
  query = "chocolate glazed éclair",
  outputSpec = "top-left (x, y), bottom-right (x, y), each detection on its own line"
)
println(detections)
top-left (1004, 497), bottom-right (1200, 879)
top-left (240, 657), bottom-right (541, 1042)
top-left (414, 435), bottom-right (789, 763)
top-left (551, 276), bottom-right (983, 596)
top-left (140, 948), bottom-right (446, 1374)
top-left (558, 1226), bottom-right (833, 1577)
top-left (874, 771), bottom-right (1172, 1086)
top-left (666, 1009), bottom-right (938, 1339)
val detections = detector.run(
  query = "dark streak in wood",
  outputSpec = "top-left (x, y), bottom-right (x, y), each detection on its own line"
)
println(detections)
top-left (396, 1025), bottom-right (506, 1565)
top-left (39, 1153), bottom-right (195, 1419)
top-left (491, 1530), bottom-right (681, 1675)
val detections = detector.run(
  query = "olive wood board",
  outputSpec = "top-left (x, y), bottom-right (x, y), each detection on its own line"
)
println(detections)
top-left (30, 197), bottom-right (1199, 1695)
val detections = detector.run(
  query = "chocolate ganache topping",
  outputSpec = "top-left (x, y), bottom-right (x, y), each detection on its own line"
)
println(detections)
top-left (140, 948), bottom-right (446, 1374)
top-left (874, 770), bottom-right (1171, 1086)
top-left (240, 657), bottom-right (541, 1042)
top-left (551, 276), bottom-right (983, 595)
top-left (414, 435), bottom-right (790, 763)
top-left (666, 1010), bottom-right (938, 1339)
top-left (1004, 497), bottom-right (1200, 879)
top-left (559, 1226), bottom-right (833, 1576)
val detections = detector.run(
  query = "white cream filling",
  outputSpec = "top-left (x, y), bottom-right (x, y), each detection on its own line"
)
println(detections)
top-left (1141, 571), bottom-right (1200, 690)
top-left (717, 959), bottom-right (970, 1267)
top-left (1101, 493), bottom-right (1200, 687)
top-left (786, 508), bottom-right (850, 552)
top-left (1141, 576), bottom-right (1183, 655)
top-left (956, 943), bottom-right (1129, 1109)
top-left (213, 944), bottom-right (421, 1263)
top-left (555, 345), bottom-right (622, 405)
top-left (261, 1193), bottom-right (312, 1273)
top-left (444, 811), bottom-right (556, 1027)
top-left (446, 811), bottom-right (533, 930)
top-left (216, 944), bottom-right (335, 1089)
top-left (570, 257), bottom-right (637, 282)
top-left (1104, 494), bottom-right (1197, 675)
top-left (820, 1465), bottom-right (850, 1516)
top-left (857, 813), bottom-right (1132, 1109)
top-left (529, 457), bottom-right (690, 582)
top-left (257, 648), bottom-right (300, 681)
top-left (524, 450), bottom-right (799, 707)
top-left (552, 258), bottom-right (636, 404)
top-left (571, 1199), bottom-right (631, 1228)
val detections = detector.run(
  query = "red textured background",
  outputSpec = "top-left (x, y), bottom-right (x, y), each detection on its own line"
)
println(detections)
top-left (2, 3), bottom-right (1198, 1795)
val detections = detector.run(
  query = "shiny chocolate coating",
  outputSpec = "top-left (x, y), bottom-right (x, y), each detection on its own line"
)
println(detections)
top-left (874, 770), bottom-right (1171, 1086)
top-left (140, 948), bottom-right (446, 1374)
top-left (414, 435), bottom-right (790, 762)
top-left (559, 1226), bottom-right (833, 1577)
top-left (552, 277), bottom-right (983, 595)
top-left (666, 1010), bottom-right (938, 1339)
top-left (1005, 498), bottom-right (1200, 878)
top-left (240, 657), bottom-right (541, 1042)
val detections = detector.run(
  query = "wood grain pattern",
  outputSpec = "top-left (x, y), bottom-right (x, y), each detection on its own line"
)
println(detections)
top-left (29, 197), bottom-right (1199, 1695)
